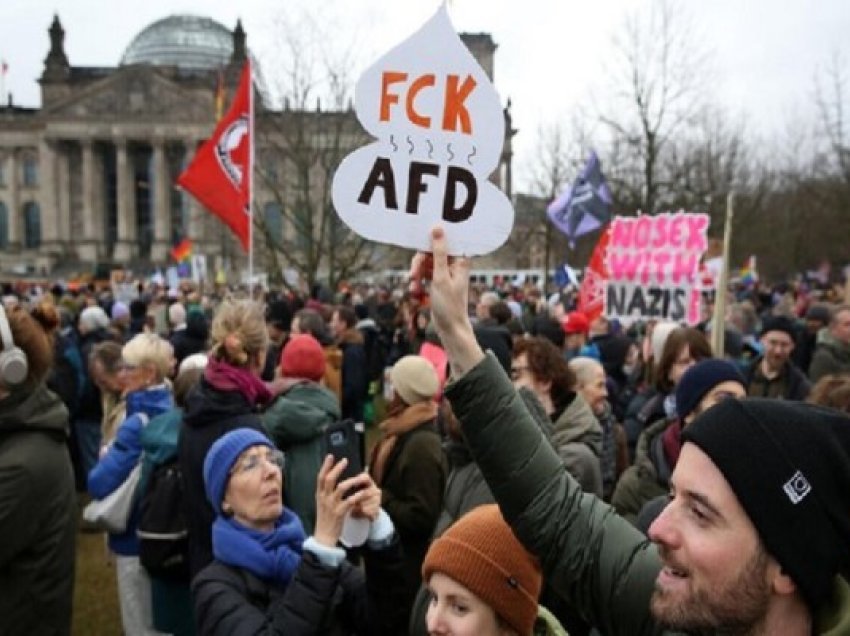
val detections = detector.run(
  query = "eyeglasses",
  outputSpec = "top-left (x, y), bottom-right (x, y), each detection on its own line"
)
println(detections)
top-left (231, 449), bottom-right (286, 475)
top-left (510, 365), bottom-right (530, 380)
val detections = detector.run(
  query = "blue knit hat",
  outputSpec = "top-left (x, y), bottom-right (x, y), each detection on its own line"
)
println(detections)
top-left (203, 428), bottom-right (274, 515)
top-left (675, 359), bottom-right (745, 422)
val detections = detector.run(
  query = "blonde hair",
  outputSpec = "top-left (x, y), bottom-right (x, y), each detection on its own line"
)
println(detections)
top-left (210, 300), bottom-right (268, 367)
top-left (122, 333), bottom-right (174, 379)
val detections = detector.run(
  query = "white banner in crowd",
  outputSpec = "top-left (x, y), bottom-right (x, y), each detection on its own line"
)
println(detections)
top-left (604, 211), bottom-right (710, 325)
top-left (331, 4), bottom-right (514, 255)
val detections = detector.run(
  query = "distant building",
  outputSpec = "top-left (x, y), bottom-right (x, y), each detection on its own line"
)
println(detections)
top-left (0, 15), bottom-right (515, 277)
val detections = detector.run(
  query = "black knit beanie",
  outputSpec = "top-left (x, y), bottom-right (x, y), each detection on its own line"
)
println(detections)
top-left (675, 359), bottom-right (745, 422)
top-left (759, 315), bottom-right (797, 341)
top-left (683, 398), bottom-right (850, 609)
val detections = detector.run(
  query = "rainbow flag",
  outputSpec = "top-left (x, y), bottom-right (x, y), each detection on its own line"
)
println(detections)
top-left (740, 255), bottom-right (758, 286)
top-left (171, 238), bottom-right (193, 263)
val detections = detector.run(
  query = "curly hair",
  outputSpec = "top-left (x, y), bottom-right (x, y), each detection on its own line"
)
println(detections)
top-left (6, 302), bottom-right (59, 385)
top-left (513, 337), bottom-right (575, 411)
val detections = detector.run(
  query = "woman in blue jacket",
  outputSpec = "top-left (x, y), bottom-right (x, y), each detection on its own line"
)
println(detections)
top-left (88, 333), bottom-right (174, 635)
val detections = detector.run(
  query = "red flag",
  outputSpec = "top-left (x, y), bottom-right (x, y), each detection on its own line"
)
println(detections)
top-left (178, 61), bottom-right (252, 251)
top-left (578, 224), bottom-right (611, 324)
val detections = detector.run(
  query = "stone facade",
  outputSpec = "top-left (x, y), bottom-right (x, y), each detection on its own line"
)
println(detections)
top-left (0, 15), bottom-right (514, 277)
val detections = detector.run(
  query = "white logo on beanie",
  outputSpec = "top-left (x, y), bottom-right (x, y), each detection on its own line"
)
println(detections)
top-left (782, 471), bottom-right (812, 504)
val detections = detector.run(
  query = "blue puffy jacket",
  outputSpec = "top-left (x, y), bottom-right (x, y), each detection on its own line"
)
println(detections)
top-left (88, 385), bottom-right (173, 555)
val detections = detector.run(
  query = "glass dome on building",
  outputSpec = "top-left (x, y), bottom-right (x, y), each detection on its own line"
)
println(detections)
top-left (120, 15), bottom-right (233, 70)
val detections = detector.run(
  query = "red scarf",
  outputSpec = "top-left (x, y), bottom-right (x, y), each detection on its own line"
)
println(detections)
top-left (205, 357), bottom-right (272, 406)
top-left (661, 421), bottom-right (683, 469)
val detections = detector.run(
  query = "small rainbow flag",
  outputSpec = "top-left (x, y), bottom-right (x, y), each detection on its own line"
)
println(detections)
top-left (740, 255), bottom-right (758, 286)
top-left (171, 238), bottom-right (193, 263)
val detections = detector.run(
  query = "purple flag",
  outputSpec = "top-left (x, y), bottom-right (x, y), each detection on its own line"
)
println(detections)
top-left (547, 150), bottom-right (612, 248)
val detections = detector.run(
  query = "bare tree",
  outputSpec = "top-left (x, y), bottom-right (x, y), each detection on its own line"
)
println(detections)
top-left (814, 50), bottom-right (850, 184)
top-left (598, 0), bottom-right (711, 214)
top-left (253, 7), bottom-right (387, 290)
top-left (524, 120), bottom-right (590, 287)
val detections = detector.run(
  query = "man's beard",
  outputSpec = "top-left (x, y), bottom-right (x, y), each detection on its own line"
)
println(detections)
top-left (650, 544), bottom-right (772, 635)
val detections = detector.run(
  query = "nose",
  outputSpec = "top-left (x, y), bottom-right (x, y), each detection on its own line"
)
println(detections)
top-left (647, 497), bottom-right (679, 549)
top-left (425, 601), bottom-right (445, 634)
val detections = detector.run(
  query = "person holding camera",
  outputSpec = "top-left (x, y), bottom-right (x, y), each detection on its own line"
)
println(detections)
top-left (192, 428), bottom-right (405, 635)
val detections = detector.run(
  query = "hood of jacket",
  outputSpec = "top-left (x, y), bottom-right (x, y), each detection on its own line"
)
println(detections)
top-left (0, 381), bottom-right (69, 438)
top-left (186, 311), bottom-right (210, 340)
top-left (551, 393), bottom-right (603, 456)
top-left (817, 328), bottom-right (850, 361)
top-left (126, 384), bottom-right (173, 419)
top-left (633, 415), bottom-right (675, 472)
top-left (264, 383), bottom-right (340, 444)
top-left (337, 327), bottom-right (364, 347)
top-left (183, 377), bottom-right (255, 429)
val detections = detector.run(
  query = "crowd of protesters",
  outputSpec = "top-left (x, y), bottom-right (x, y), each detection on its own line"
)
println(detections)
top-left (1, 254), bottom-right (850, 635)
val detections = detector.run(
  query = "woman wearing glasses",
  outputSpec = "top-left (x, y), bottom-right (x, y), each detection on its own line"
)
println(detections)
top-left (192, 428), bottom-right (405, 635)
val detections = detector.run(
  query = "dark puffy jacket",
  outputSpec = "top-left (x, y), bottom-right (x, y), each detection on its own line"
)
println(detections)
top-left (370, 419), bottom-right (446, 622)
top-left (611, 416), bottom-right (674, 525)
top-left (337, 329), bottom-right (369, 422)
top-left (744, 357), bottom-right (812, 401)
top-left (192, 540), bottom-right (407, 635)
top-left (179, 378), bottom-right (265, 578)
top-left (0, 382), bottom-right (75, 636)
top-left (446, 352), bottom-right (850, 635)
top-left (171, 312), bottom-right (210, 368)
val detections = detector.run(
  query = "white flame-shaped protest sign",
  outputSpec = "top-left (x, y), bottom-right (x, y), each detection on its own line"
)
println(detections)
top-left (332, 4), bottom-right (514, 255)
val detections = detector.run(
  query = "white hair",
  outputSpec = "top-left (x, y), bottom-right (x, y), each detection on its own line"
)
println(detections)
top-left (79, 306), bottom-right (110, 333)
top-left (168, 302), bottom-right (187, 327)
top-left (122, 333), bottom-right (174, 379)
top-left (569, 356), bottom-right (604, 388)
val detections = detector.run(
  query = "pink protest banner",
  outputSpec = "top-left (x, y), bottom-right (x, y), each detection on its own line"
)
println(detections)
top-left (604, 211), bottom-right (710, 325)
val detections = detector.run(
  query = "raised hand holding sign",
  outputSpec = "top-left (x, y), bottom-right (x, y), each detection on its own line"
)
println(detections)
top-left (332, 4), bottom-right (514, 256)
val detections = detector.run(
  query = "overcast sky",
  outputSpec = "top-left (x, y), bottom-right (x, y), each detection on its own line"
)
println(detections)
top-left (1, 0), bottom-right (847, 191)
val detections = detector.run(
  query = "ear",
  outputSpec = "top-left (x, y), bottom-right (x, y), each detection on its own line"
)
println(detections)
top-left (769, 561), bottom-right (798, 597)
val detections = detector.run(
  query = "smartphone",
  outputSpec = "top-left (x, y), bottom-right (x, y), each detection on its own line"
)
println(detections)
top-left (322, 419), bottom-right (363, 485)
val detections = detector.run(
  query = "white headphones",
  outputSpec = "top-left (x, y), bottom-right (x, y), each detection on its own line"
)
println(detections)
top-left (0, 305), bottom-right (28, 386)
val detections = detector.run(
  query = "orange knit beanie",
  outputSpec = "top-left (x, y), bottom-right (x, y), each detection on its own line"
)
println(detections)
top-left (422, 504), bottom-right (542, 635)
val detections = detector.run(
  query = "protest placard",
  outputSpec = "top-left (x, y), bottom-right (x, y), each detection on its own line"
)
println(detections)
top-left (604, 212), bottom-right (710, 325)
top-left (331, 4), bottom-right (514, 255)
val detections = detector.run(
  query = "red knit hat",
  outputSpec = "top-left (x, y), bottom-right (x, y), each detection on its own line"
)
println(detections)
top-left (280, 334), bottom-right (325, 382)
top-left (422, 505), bottom-right (542, 635)
top-left (562, 311), bottom-right (590, 335)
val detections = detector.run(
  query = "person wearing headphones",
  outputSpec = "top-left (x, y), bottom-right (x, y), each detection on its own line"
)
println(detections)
top-left (0, 302), bottom-right (76, 635)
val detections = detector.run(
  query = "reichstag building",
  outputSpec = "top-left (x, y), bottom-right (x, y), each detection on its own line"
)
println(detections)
top-left (0, 15), bottom-right (513, 276)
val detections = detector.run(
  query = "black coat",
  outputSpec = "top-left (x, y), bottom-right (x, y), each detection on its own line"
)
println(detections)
top-left (171, 313), bottom-right (210, 368)
top-left (179, 378), bottom-right (265, 578)
top-left (192, 541), bottom-right (406, 636)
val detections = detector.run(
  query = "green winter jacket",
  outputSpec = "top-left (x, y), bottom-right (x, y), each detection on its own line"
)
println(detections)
top-left (611, 416), bottom-right (674, 525)
top-left (809, 329), bottom-right (850, 382)
top-left (445, 353), bottom-right (850, 635)
top-left (551, 394), bottom-right (603, 498)
top-left (263, 382), bottom-right (340, 535)
top-left (0, 382), bottom-right (76, 636)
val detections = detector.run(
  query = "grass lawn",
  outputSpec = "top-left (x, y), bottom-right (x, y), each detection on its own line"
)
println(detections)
top-left (72, 522), bottom-right (122, 634)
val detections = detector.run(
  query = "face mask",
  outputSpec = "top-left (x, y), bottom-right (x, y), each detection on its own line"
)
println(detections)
top-left (622, 363), bottom-right (636, 377)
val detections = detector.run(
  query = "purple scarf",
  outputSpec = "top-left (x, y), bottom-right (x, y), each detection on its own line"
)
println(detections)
top-left (205, 358), bottom-right (272, 406)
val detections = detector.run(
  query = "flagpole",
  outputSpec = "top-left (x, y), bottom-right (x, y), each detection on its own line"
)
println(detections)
top-left (711, 192), bottom-right (734, 356)
top-left (247, 58), bottom-right (255, 293)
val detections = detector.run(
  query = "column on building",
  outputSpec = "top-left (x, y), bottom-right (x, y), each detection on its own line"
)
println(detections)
top-left (79, 139), bottom-right (103, 263)
top-left (113, 138), bottom-right (136, 261)
top-left (38, 137), bottom-right (60, 252)
top-left (151, 137), bottom-right (171, 263)
top-left (57, 141), bottom-right (71, 250)
top-left (183, 138), bottom-right (203, 244)
top-left (6, 149), bottom-right (21, 251)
